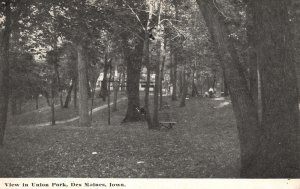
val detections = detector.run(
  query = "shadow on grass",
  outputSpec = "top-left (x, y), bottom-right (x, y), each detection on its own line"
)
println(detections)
top-left (0, 96), bottom-right (240, 178)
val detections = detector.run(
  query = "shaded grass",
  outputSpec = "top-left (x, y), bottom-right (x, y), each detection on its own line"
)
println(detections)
top-left (0, 96), bottom-right (240, 178)
top-left (7, 92), bottom-right (126, 127)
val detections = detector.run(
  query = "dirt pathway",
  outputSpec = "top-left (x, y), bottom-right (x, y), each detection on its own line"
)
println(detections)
top-left (19, 97), bottom-right (127, 128)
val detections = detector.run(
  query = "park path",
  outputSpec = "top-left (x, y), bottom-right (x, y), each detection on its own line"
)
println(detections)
top-left (20, 97), bottom-right (127, 128)
top-left (24, 88), bottom-right (102, 115)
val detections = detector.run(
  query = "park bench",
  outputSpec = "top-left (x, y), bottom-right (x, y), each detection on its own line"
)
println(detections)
top-left (159, 111), bottom-right (176, 129)
top-left (161, 104), bottom-right (170, 109)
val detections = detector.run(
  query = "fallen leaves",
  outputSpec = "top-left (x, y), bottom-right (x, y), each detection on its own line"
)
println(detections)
top-left (0, 97), bottom-right (240, 178)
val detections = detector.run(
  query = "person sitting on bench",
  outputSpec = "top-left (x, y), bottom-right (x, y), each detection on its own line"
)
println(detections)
top-left (136, 107), bottom-right (146, 116)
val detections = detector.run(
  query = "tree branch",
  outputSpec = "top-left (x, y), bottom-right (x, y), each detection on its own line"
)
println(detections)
top-left (122, 0), bottom-right (146, 31)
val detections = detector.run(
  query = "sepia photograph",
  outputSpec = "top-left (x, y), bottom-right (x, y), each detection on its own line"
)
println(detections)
top-left (0, 0), bottom-right (300, 185)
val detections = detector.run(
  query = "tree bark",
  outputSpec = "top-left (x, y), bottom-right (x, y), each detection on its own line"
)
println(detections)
top-left (191, 69), bottom-right (199, 97)
top-left (159, 38), bottom-right (167, 109)
top-left (246, 1), bottom-right (258, 109)
top-left (180, 69), bottom-right (188, 107)
top-left (73, 77), bottom-right (77, 109)
top-left (196, 0), bottom-right (260, 177)
top-left (252, 0), bottom-right (300, 177)
top-left (63, 79), bottom-right (74, 108)
top-left (99, 53), bottom-right (109, 101)
top-left (144, 32), bottom-right (153, 128)
top-left (151, 0), bottom-right (163, 129)
top-left (0, 1), bottom-right (12, 145)
top-left (171, 3), bottom-right (179, 101)
top-left (77, 44), bottom-right (90, 127)
top-left (53, 63), bottom-right (63, 108)
top-left (123, 54), bottom-right (142, 122)
top-left (178, 70), bottom-right (184, 97)
top-left (121, 32), bottom-right (143, 123)
top-left (112, 71), bottom-right (120, 112)
top-left (107, 64), bottom-right (113, 125)
top-left (152, 48), bottom-right (161, 128)
top-left (89, 78), bottom-right (96, 121)
top-left (221, 68), bottom-right (229, 96)
top-left (50, 84), bottom-right (56, 126)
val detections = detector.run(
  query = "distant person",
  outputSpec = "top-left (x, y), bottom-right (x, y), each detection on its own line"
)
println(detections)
top-left (204, 91), bottom-right (209, 97)
top-left (208, 88), bottom-right (214, 98)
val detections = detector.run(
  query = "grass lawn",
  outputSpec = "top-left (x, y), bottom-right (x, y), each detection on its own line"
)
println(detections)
top-left (0, 96), bottom-right (240, 178)
top-left (7, 92), bottom-right (126, 127)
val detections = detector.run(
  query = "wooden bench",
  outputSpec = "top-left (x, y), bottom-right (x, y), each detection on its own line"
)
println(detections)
top-left (159, 121), bottom-right (176, 129)
top-left (159, 111), bottom-right (176, 129)
top-left (161, 104), bottom-right (170, 109)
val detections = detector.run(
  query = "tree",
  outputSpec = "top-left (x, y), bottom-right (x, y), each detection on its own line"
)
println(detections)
top-left (77, 43), bottom-right (90, 126)
top-left (0, 0), bottom-right (12, 145)
top-left (116, 0), bottom-right (148, 123)
top-left (250, 0), bottom-right (300, 177)
top-left (196, 0), bottom-right (300, 177)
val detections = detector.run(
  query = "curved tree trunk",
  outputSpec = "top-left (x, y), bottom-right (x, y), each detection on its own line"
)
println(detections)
top-left (253, 0), bottom-right (300, 177)
top-left (198, 0), bottom-right (300, 178)
top-left (196, 0), bottom-right (260, 177)
top-left (63, 79), bottom-right (74, 108)
top-left (0, 0), bottom-right (12, 145)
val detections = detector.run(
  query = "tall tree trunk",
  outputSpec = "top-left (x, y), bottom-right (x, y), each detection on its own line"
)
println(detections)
top-left (171, 3), bottom-right (179, 101)
top-left (77, 44), bottom-right (90, 127)
top-left (121, 71), bottom-right (126, 92)
top-left (159, 37), bottom-right (167, 109)
top-left (178, 70), bottom-right (184, 97)
top-left (89, 79), bottom-right (96, 121)
top-left (221, 68), bottom-right (229, 96)
top-left (191, 69), bottom-right (199, 97)
top-left (120, 32), bottom-right (144, 123)
top-left (73, 77), bottom-right (77, 109)
top-left (52, 5), bottom-right (63, 109)
top-left (212, 71), bottom-right (217, 89)
top-left (43, 91), bottom-right (50, 106)
top-left (144, 33), bottom-right (153, 128)
top-left (145, 65), bottom-right (153, 127)
top-left (50, 85), bottom-right (56, 126)
top-left (172, 51), bottom-right (178, 101)
top-left (107, 64), bottom-right (113, 125)
top-left (196, 0), bottom-right (260, 177)
top-left (53, 64), bottom-right (63, 108)
top-left (252, 0), bottom-right (300, 177)
top-left (100, 54), bottom-right (109, 101)
top-left (123, 53), bottom-right (142, 122)
top-left (63, 79), bottom-right (74, 108)
top-left (112, 71), bottom-right (121, 112)
top-left (152, 47), bottom-right (161, 129)
top-left (151, 0), bottom-right (162, 129)
top-left (180, 69), bottom-right (188, 107)
top-left (246, 1), bottom-right (258, 109)
top-left (0, 0), bottom-right (12, 145)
